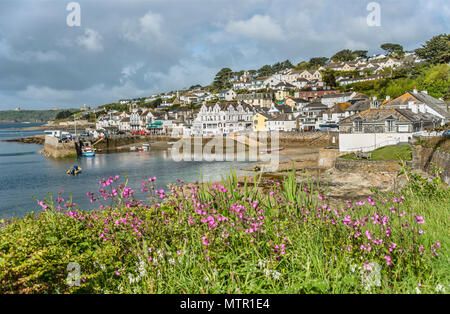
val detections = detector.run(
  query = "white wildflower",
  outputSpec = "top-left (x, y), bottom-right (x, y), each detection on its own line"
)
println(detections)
top-left (435, 284), bottom-right (445, 293)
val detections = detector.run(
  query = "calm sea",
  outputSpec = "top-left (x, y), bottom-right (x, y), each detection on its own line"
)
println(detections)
top-left (0, 123), bottom-right (252, 219)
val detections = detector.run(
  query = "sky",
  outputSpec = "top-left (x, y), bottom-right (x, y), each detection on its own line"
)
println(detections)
top-left (0, 0), bottom-right (448, 110)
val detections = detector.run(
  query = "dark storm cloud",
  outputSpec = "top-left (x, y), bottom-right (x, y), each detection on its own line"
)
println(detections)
top-left (0, 0), bottom-right (448, 109)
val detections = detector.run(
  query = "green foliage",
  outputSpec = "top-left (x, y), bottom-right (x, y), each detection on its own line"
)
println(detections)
top-left (341, 63), bottom-right (449, 100)
top-left (380, 43), bottom-right (404, 55)
top-left (0, 109), bottom-right (78, 123)
top-left (398, 161), bottom-right (449, 200)
top-left (322, 69), bottom-right (337, 87)
top-left (55, 110), bottom-right (76, 120)
top-left (341, 145), bottom-right (412, 161)
top-left (0, 168), bottom-right (448, 294)
top-left (415, 34), bottom-right (450, 64)
top-left (213, 68), bottom-right (234, 90)
top-left (331, 49), bottom-right (356, 62)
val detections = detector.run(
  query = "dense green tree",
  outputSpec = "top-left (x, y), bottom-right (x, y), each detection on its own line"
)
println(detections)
top-left (380, 43), bottom-right (404, 55)
top-left (55, 110), bottom-right (74, 120)
top-left (415, 34), bottom-right (450, 64)
top-left (322, 69), bottom-right (337, 87)
top-left (331, 49), bottom-right (355, 62)
top-left (213, 67), bottom-right (233, 90)
top-left (257, 65), bottom-right (273, 77)
top-left (352, 50), bottom-right (368, 59)
top-left (295, 61), bottom-right (310, 70)
top-left (309, 57), bottom-right (329, 67)
top-left (189, 84), bottom-right (202, 90)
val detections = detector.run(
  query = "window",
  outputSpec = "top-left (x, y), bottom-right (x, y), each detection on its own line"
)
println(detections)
top-left (353, 120), bottom-right (363, 132)
top-left (385, 120), bottom-right (395, 132)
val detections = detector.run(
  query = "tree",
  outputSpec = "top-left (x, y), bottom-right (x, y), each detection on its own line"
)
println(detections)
top-left (309, 57), bottom-right (329, 67)
top-left (352, 50), bottom-right (368, 59)
top-left (415, 34), bottom-right (450, 64)
top-left (55, 110), bottom-right (74, 120)
top-left (281, 59), bottom-right (294, 69)
top-left (213, 68), bottom-right (233, 90)
top-left (331, 49), bottom-right (355, 62)
top-left (257, 65), bottom-right (272, 77)
top-left (380, 43), bottom-right (403, 55)
top-left (323, 69), bottom-right (337, 87)
top-left (189, 84), bottom-right (201, 90)
top-left (295, 61), bottom-right (310, 70)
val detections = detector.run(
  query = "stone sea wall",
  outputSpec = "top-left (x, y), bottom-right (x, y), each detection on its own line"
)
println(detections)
top-left (41, 135), bottom-right (77, 158)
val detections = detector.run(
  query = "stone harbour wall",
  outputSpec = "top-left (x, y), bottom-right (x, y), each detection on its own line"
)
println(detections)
top-left (42, 135), bottom-right (77, 158)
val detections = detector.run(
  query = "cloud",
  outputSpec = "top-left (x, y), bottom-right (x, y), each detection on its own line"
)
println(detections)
top-left (76, 28), bottom-right (103, 52)
top-left (121, 11), bottom-right (163, 43)
top-left (0, 0), bottom-right (448, 109)
top-left (225, 14), bottom-right (287, 42)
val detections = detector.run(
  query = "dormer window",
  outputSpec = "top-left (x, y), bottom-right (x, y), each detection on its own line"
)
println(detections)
top-left (385, 120), bottom-right (395, 132)
top-left (353, 120), bottom-right (363, 132)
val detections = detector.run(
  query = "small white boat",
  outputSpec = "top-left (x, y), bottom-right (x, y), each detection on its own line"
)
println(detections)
top-left (130, 146), bottom-right (137, 151)
top-left (142, 144), bottom-right (150, 151)
top-left (82, 148), bottom-right (95, 157)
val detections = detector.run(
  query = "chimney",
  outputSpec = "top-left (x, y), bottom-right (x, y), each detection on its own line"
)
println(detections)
top-left (385, 95), bottom-right (391, 102)
top-left (370, 96), bottom-right (379, 109)
top-left (422, 90), bottom-right (428, 95)
top-left (413, 87), bottom-right (418, 94)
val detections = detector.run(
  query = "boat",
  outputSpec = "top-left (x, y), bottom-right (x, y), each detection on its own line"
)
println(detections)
top-left (67, 165), bottom-right (82, 175)
top-left (82, 147), bottom-right (95, 157)
top-left (142, 144), bottom-right (150, 151)
top-left (130, 146), bottom-right (137, 151)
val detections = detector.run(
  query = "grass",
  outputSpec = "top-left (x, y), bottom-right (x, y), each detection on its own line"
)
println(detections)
top-left (0, 167), bottom-right (448, 294)
top-left (341, 145), bottom-right (412, 161)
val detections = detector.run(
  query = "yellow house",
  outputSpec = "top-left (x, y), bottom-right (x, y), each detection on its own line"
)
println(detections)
top-left (252, 112), bottom-right (270, 132)
top-left (275, 90), bottom-right (290, 101)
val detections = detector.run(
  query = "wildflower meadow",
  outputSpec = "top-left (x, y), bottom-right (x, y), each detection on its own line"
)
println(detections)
top-left (0, 167), bottom-right (448, 294)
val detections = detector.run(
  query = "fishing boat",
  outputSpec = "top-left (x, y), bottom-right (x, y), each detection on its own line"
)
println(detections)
top-left (67, 165), bottom-right (82, 175)
top-left (82, 147), bottom-right (95, 157)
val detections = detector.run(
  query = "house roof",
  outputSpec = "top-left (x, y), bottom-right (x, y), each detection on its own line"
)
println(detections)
top-left (304, 102), bottom-right (328, 110)
top-left (384, 91), bottom-right (449, 118)
top-left (274, 104), bottom-right (294, 113)
top-left (345, 99), bottom-right (371, 112)
top-left (267, 113), bottom-right (295, 121)
top-left (339, 108), bottom-right (437, 124)
top-left (326, 102), bottom-right (353, 114)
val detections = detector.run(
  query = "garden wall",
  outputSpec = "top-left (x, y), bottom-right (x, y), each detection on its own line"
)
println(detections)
top-left (334, 158), bottom-right (401, 173)
top-left (412, 145), bottom-right (450, 184)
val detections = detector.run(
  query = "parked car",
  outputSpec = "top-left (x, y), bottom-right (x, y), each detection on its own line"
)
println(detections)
top-left (443, 130), bottom-right (450, 137)
top-left (117, 130), bottom-right (125, 135)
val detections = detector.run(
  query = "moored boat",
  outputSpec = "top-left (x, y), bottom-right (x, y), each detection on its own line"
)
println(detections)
top-left (67, 165), bottom-right (82, 175)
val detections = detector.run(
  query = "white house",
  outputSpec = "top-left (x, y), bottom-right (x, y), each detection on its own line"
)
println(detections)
top-left (218, 89), bottom-right (237, 101)
top-left (192, 102), bottom-right (254, 136)
top-left (266, 113), bottom-right (297, 132)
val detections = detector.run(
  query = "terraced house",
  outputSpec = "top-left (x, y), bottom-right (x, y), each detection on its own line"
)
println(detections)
top-left (192, 101), bottom-right (254, 136)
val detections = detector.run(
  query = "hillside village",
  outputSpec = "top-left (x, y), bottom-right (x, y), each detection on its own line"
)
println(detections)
top-left (71, 36), bottom-right (449, 153)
